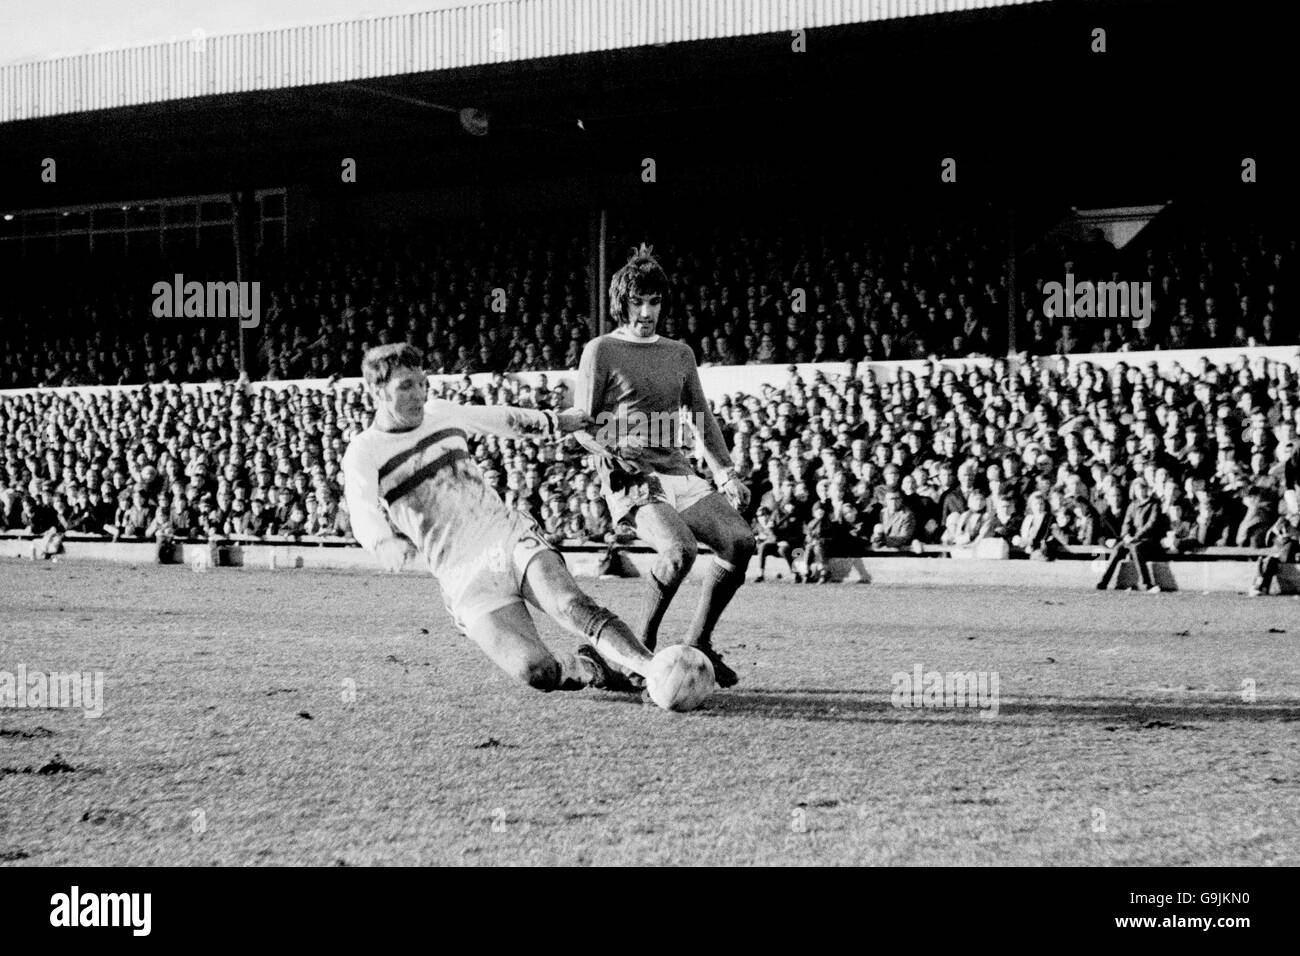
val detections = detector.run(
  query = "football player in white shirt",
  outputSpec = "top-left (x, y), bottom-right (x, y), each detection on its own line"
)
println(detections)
top-left (343, 344), bottom-right (651, 693)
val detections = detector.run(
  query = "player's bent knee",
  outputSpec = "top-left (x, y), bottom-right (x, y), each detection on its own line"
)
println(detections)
top-left (496, 649), bottom-right (559, 692)
top-left (515, 655), bottom-right (560, 692)
top-left (714, 528), bottom-right (757, 569)
top-left (658, 540), bottom-right (696, 582)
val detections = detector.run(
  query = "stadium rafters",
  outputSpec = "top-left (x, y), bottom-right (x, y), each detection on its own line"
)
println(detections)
top-left (0, 0), bottom-right (1049, 124)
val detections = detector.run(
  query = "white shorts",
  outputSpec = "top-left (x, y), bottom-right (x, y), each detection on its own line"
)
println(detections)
top-left (603, 470), bottom-right (717, 525)
top-left (437, 511), bottom-right (557, 634)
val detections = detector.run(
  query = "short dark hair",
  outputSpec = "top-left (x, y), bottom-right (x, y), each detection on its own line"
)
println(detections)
top-left (362, 344), bottom-right (424, 390)
top-left (608, 244), bottom-right (669, 326)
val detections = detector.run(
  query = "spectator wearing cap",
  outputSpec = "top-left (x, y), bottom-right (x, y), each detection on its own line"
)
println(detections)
top-left (195, 496), bottom-right (224, 540)
top-left (271, 486), bottom-right (298, 531)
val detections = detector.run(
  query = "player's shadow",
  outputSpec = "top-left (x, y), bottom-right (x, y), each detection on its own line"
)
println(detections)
top-left (666, 688), bottom-right (1300, 726)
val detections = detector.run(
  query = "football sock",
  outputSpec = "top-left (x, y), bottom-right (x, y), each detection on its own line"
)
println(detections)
top-left (639, 568), bottom-right (683, 651)
top-left (592, 615), bottom-right (652, 678)
top-left (561, 595), bottom-right (650, 678)
top-left (559, 592), bottom-right (614, 641)
top-left (685, 559), bottom-right (745, 649)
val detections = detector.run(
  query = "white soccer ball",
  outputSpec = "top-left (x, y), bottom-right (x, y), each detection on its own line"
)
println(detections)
top-left (645, 645), bottom-right (715, 712)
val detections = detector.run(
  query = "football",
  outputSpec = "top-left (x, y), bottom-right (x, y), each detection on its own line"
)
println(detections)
top-left (645, 644), bottom-right (716, 712)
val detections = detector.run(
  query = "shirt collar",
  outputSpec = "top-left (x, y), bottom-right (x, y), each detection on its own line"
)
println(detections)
top-left (611, 327), bottom-right (660, 344)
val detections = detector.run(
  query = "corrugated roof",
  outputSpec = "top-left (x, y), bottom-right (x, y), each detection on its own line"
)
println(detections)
top-left (0, 0), bottom-right (1048, 124)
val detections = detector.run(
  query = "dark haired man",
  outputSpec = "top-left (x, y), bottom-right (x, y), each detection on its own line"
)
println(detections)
top-left (574, 246), bottom-right (755, 687)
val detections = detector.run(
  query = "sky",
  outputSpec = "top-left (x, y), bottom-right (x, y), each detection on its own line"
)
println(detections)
top-left (0, 0), bottom-right (492, 66)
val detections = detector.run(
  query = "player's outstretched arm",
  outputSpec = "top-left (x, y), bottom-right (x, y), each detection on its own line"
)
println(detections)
top-left (432, 398), bottom-right (591, 441)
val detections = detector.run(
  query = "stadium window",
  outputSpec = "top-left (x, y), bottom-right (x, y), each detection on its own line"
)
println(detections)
top-left (96, 232), bottom-right (126, 261)
top-left (60, 211), bottom-right (90, 232)
top-left (259, 191), bottom-right (285, 218)
top-left (164, 204), bottom-right (196, 228)
top-left (200, 200), bottom-right (231, 224)
top-left (29, 213), bottom-right (59, 238)
top-left (131, 228), bottom-right (161, 261)
top-left (198, 223), bottom-right (230, 251)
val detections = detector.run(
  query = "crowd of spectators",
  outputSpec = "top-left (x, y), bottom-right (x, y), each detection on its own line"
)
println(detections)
top-left (1, 382), bottom-right (354, 554)
top-left (1, 215), bottom-right (1291, 390)
top-left (0, 371), bottom-right (627, 560)
top-left (4, 349), bottom-right (1299, 592)
top-left (1017, 226), bottom-right (1291, 358)
top-left (729, 355), bottom-right (1300, 589)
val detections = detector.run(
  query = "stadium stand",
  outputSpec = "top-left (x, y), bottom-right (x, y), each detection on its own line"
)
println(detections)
top-left (4, 345), bottom-right (1298, 590)
top-left (1, 209), bottom-right (1292, 389)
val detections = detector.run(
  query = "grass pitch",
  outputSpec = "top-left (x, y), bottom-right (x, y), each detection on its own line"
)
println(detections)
top-left (1, 559), bottom-right (1297, 866)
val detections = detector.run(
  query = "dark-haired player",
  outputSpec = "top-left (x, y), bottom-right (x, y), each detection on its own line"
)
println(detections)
top-left (574, 246), bottom-right (755, 687)
top-left (343, 343), bottom-right (653, 694)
